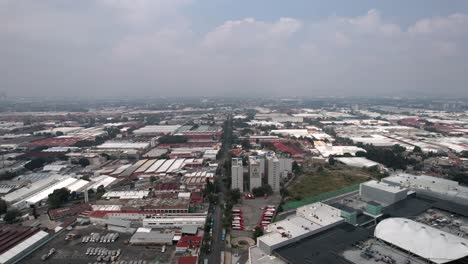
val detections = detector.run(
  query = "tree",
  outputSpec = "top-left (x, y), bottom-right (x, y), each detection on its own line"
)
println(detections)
top-left (149, 176), bottom-right (156, 184)
top-left (96, 185), bottom-right (106, 199)
top-left (0, 171), bottom-right (18, 181)
top-left (413, 146), bottom-right (422, 153)
top-left (252, 187), bottom-right (265, 197)
top-left (292, 161), bottom-right (302, 174)
top-left (80, 175), bottom-right (90, 181)
top-left (253, 226), bottom-right (264, 240)
top-left (47, 188), bottom-right (71, 209)
top-left (78, 158), bottom-right (90, 167)
top-left (355, 151), bottom-right (367, 157)
top-left (241, 139), bottom-right (251, 150)
top-left (252, 185), bottom-right (273, 197)
top-left (4, 209), bottom-right (21, 224)
top-left (461, 151), bottom-right (468, 159)
top-left (226, 189), bottom-right (241, 204)
top-left (392, 144), bottom-right (406, 154)
top-left (0, 199), bottom-right (7, 215)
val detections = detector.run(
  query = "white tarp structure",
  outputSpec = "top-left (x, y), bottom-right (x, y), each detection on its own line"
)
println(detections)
top-left (375, 218), bottom-right (468, 264)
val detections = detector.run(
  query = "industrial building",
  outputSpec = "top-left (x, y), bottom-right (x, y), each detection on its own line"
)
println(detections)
top-left (143, 216), bottom-right (206, 229)
top-left (335, 157), bottom-right (383, 169)
top-left (382, 173), bottom-right (468, 206)
top-left (133, 125), bottom-right (182, 136)
top-left (248, 156), bottom-right (264, 190)
top-left (129, 228), bottom-right (175, 245)
top-left (360, 180), bottom-right (408, 206)
top-left (4, 175), bottom-right (89, 209)
top-left (256, 202), bottom-right (344, 255)
top-left (0, 227), bottom-right (50, 264)
top-left (231, 158), bottom-right (243, 192)
top-left (102, 190), bottom-right (149, 199)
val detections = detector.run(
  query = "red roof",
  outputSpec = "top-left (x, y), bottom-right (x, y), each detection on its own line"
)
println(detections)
top-left (26, 137), bottom-right (82, 147)
top-left (48, 204), bottom-right (92, 219)
top-left (231, 149), bottom-right (243, 156)
top-left (0, 227), bottom-right (44, 254)
top-left (176, 236), bottom-right (202, 248)
top-left (190, 193), bottom-right (203, 204)
top-left (178, 256), bottom-right (198, 264)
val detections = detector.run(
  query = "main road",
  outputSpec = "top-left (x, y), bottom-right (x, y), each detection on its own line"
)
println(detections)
top-left (208, 114), bottom-right (232, 264)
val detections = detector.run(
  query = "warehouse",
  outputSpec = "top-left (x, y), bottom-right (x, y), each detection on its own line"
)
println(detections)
top-left (335, 157), bottom-right (383, 169)
top-left (374, 218), bottom-right (468, 264)
top-left (360, 180), bottom-right (408, 206)
top-left (102, 190), bottom-right (149, 199)
top-left (97, 141), bottom-right (150, 150)
top-left (20, 177), bottom-right (89, 208)
top-left (0, 227), bottom-right (50, 264)
top-left (257, 202), bottom-right (344, 255)
top-left (86, 175), bottom-right (117, 191)
top-left (143, 216), bottom-right (206, 229)
top-left (2, 175), bottom-right (63, 204)
top-left (383, 174), bottom-right (468, 206)
top-left (129, 228), bottom-right (174, 245)
top-left (4, 175), bottom-right (88, 208)
top-left (133, 125), bottom-right (181, 136)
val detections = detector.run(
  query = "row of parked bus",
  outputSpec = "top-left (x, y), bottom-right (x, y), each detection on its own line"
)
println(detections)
top-left (259, 206), bottom-right (276, 230)
top-left (232, 208), bottom-right (244, 230)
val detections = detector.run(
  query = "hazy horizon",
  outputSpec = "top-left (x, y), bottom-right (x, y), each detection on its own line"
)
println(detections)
top-left (2, 0), bottom-right (468, 98)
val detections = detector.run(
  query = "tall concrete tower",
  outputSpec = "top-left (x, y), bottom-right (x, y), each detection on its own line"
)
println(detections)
top-left (231, 158), bottom-right (244, 192)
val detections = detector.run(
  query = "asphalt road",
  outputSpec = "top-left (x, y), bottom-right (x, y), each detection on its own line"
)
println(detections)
top-left (208, 114), bottom-right (232, 264)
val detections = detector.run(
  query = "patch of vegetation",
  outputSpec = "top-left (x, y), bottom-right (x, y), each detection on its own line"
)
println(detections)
top-left (47, 188), bottom-right (71, 209)
top-left (251, 185), bottom-right (273, 197)
top-left (287, 167), bottom-right (370, 201)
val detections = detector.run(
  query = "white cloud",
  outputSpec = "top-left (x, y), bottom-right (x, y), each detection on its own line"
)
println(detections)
top-left (202, 17), bottom-right (302, 50)
top-left (409, 13), bottom-right (468, 35)
top-left (1, 3), bottom-right (468, 98)
top-left (98, 0), bottom-right (192, 24)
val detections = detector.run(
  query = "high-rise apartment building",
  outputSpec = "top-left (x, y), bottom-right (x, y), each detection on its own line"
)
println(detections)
top-left (231, 158), bottom-right (243, 192)
top-left (266, 155), bottom-right (281, 192)
top-left (249, 156), bottom-right (264, 190)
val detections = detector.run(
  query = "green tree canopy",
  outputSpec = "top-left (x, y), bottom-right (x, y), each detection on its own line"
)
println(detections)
top-left (4, 209), bottom-right (21, 224)
top-left (47, 188), bottom-right (70, 209)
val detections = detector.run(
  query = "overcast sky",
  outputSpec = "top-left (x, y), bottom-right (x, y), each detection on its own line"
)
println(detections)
top-left (1, 0), bottom-right (468, 99)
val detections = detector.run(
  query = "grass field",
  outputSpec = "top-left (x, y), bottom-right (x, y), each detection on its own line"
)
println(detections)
top-left (287, 167), bottom-right (371, 201)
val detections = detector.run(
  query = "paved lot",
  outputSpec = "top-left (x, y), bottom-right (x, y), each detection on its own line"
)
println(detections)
top-left (415, 208), bottom-right (468, 238)
top-left (22, 225), bottom-right (175, 264)
top-left (235, 194), bottom-right (281, 231)
top-left (342, 238), bottom-right (426, 264)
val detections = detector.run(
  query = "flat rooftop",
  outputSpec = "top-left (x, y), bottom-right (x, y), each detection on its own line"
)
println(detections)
top-left (296, 202), bottom-right (343, 225)
top-left (362, 180), bottom-right (407, 194)
top-left (273, 223), bottom-right (372, 264)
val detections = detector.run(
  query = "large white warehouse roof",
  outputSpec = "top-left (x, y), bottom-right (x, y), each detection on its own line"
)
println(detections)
top-left (375, 218), bottom-right (468, 264)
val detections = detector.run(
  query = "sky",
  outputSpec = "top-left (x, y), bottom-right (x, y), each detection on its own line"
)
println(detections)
top-left (1, 0), bottom-right (468, 99)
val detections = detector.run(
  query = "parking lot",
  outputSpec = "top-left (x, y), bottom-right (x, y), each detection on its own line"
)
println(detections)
top-left (231, 193), bottom-right (281, 238)
top-left (22, 225), bottom-right (176, 264)
top-left (414, 208), bottom-right (468, 238)
top-left (342, 238), bottom-right (426, 264)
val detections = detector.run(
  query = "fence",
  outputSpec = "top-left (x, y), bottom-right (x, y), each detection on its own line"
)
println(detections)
top-left (282, 184), bottom-right (360, 211)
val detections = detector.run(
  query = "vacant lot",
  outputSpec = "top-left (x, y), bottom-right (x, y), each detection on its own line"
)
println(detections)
top-left (287, 167), bottom-right (370, 201)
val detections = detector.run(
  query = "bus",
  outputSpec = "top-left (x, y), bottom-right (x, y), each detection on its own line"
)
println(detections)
top-left (221, 229), bottom-right (226, 241)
